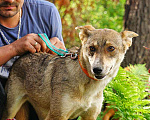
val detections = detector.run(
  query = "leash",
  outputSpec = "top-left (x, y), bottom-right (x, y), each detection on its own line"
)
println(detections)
top-left (38, 33), bottom-right (68, 56)
top-left (38, 33), bottom-right (97, 81)
top-left (38, 33), bottom-right (78, 59)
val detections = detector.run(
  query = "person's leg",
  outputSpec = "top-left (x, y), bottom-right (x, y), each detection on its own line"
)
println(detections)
top-left (0, 82), bottom-right (7, 119)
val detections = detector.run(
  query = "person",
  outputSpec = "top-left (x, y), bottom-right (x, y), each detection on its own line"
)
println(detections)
top-left (0, 0), bottom-right (68, 119)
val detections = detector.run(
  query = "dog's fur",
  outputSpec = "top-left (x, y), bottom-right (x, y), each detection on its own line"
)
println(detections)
top-left (2, 25), bottom-right (138, 120)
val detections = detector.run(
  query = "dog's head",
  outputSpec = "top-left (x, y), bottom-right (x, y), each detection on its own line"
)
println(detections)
top-left (76, 25), bottom-right (138, 80)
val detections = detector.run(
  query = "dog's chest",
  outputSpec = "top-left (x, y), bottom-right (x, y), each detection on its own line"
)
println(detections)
top-left (80, 96), bottom-right (93, 109)
top-left (66, 95), bottom-right (94, 119)
top-left (62, 82), bottom-right (104, 119)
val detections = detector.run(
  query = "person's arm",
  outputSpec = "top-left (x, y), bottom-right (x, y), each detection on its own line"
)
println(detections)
top-left (49, 4), bottom-right (64, 42)
top-left (0, 33), bottom-right (47, 66)
top-left (45, 4), bottom-right (66, 54)
top-left (0, 44), bottom-right (17, 66)
top-left (0, 33), bottom-right (66, 66)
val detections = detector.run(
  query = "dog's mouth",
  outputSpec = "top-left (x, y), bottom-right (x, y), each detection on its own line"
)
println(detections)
top-left (94, 75), bottom-right (106, 79)
top-left (93, 66), bottom-right (113, 80)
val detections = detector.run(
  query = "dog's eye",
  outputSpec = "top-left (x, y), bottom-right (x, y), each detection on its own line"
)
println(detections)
top-left (90, 46), bottom-right (96, 52)
top-left (107, 46), bottom-right (115, 52)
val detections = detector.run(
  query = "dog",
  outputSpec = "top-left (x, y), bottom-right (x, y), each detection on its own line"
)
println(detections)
top-left (2, 25), bottom-right (138, 120)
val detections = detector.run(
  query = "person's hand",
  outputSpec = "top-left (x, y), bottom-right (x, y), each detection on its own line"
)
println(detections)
top-left (46, 37), bottom-right (66, 55)
top-left (11, 33), bottom-right (47, 56)
top-left (11, 34), bottom-right (65, 56)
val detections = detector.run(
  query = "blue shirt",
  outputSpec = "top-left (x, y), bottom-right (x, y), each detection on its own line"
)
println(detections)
top-left (0, 0), bottom-right (63, 79)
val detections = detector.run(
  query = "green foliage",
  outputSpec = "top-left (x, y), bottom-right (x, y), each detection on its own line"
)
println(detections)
top-left (56, 0), bottom-right (126, 48)
top-left (80, 0), bottom-right (126, 32)
top-left (77, 64), bottom-right (150, 120)
top-left (99, 64), bottom-right (150, 120)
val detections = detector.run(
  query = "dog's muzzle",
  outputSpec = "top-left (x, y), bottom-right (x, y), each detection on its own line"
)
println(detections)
top-left (93, 67), bottom-right (106, 79)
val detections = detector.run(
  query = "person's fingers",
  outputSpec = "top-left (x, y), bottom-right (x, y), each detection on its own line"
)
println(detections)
top-left (32, 34), bottom-right (47, 52)
top-left (48, 50), bottom-right (57, 55)
top-left (31, 41), bottom-right (41, 52)
top-left (46, 47), bottom-right (50, 53)
top-left (50, 37), bottom-right (57, 46)
top-left (23, 41), bottom-right (37, 54)
top-left (19, 35), bottom-right (66, 54)
top-left (50, 37), bottom-right (66, 50)
top-left (11, 34), bottom-right (45, 55)
top-left (58, 42), bottom-right (66, 50)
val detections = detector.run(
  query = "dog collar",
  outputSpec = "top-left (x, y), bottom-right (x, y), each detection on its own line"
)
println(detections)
top-left (78, 56), bottom-right (98, 81)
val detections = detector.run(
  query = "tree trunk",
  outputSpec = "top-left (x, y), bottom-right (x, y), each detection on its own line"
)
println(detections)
top-left (122, 0), bottom-right (150, 69)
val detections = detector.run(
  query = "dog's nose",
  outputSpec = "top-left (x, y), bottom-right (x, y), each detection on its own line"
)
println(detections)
top-left (93, 67), bottom-right (102, 74)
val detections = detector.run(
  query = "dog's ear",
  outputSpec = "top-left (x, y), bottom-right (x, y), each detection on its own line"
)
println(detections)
top-left (75, 25), bottom-right (95, 43)
top-left (121, 31), bottom-right (138, 50)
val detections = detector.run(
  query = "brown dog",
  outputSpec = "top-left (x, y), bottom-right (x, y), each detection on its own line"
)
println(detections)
top-left (2, 25), bottom-right (138, 120)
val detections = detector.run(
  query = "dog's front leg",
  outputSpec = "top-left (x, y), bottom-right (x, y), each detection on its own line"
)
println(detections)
top-left (80, 92), bottom-right (103, 120)
top-left (80, 106), bottom-right (101, 120)
top-left (44, 111), bottom-right (50, 120)
top-left (44, 86), bottom-right (68, 120)
top-left (45, 111), bottom-right (67, 120)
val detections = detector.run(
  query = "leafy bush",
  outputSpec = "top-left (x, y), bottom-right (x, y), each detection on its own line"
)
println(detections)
top-left (99, 64), bottom-right (150, 120)
top-left (83, 0), bottom-right (126, 32)
top-left (53, 0), bottom-right (126, 48)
